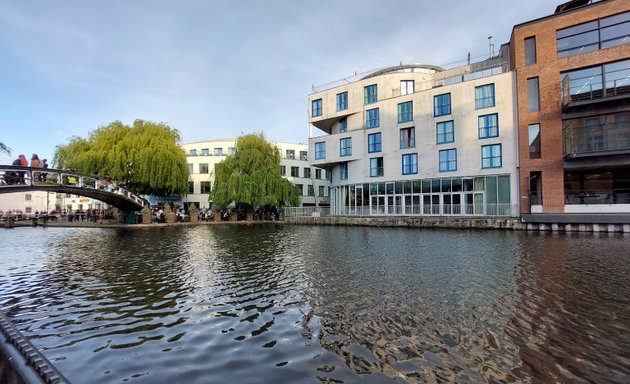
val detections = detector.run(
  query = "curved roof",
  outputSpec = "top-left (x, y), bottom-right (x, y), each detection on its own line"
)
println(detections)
top-left (362, 64), bottom-right (445, 80)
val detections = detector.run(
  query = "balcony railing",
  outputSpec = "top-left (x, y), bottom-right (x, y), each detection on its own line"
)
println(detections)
top-left (565, 189), bottom-right (630, 205)
top-left (561, 73), bottom-right (630, 108)
top-left (563, 121), bottom-right (630, 157)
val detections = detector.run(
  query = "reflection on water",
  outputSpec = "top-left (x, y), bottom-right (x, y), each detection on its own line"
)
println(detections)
top-left (0, 226), bottom-right (628, 383)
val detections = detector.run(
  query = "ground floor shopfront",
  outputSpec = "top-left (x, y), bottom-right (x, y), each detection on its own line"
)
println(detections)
top-left (329, 174), bottom-right (517, 217)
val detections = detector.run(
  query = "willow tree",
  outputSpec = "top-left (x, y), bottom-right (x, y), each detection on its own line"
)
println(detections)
top-left (0, 142), bottom-right (10, 155)
top-left (211, 133), bottom-right (300, 210)
top-left (53, 119), bottom-right (189, 196)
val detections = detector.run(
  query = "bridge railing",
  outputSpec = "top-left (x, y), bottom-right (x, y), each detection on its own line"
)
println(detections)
top-left (0, 165), bottom-right (146, 208)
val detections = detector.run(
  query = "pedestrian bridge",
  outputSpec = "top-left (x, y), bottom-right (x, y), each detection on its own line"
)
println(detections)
top-left (0, 165), bottom-right (146, 211)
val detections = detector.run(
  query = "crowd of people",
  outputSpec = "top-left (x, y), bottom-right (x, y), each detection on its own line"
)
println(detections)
top-left (0, 209), bottom-right (116, 223)
top-left (2, 154), bottom-right (49, 185)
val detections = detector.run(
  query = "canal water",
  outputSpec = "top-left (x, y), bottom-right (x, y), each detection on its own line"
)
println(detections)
top-left (0, 225), bottom-right (628, 383)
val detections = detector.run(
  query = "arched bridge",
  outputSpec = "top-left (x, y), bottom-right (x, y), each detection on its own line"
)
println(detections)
top-left (0, 165), bottom-right (146, 211)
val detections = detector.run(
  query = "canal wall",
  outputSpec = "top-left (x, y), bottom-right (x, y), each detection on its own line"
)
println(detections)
top-left (284, 216), bottom-right (630, 233)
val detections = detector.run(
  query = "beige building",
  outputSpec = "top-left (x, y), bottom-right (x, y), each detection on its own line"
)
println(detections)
top-left (308, 46), bottom-right (520, 216)
top-left (181, 139), bottom-right (330, 209)
top-left (0, 191), bottom-right (56, 214)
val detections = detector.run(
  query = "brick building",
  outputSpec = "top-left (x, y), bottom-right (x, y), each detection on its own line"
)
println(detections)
top-left (511, 0), bottom-right (630, 224)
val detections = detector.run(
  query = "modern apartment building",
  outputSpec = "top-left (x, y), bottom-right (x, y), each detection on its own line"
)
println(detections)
top-left (308, 47), bottom-right (519, 217)
top-left (181, 139), bottom-right (330, 209)
top-left (511, 0), bottom-right (630, 223)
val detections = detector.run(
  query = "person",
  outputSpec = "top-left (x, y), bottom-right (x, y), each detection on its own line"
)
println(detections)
top-left (12, 155), bottom-right (28, 184)
top-left (31, 154), bottom-right (41, 182)
top-left (40, 159), bottom-right (48, 182)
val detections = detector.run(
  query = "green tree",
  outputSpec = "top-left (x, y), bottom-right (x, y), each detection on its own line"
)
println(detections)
top-left (53, 119), bottom-right (189, 196)
top-left (0, 142), bottom-right (11, 155)
top-left (211, 133), bottom-right (300, 210)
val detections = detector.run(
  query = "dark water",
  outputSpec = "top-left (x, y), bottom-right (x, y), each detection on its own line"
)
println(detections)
top-left (0, 225), bottom-right (628, 383)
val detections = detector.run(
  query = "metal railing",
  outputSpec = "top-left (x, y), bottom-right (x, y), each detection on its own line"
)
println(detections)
top-left (565, 189), bottom-right (630, 205)
top-left (561, 70), bottom-right (630, 108)
top-left (285, 203), bottom-right (516, 218)
top-left (563, 121), bottom-right (630, 157)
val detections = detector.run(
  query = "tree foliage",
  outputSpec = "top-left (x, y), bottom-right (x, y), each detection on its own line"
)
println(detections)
top-left (53, 119), bottom-right (189, 196)
top-left (0, 142), bottom-right (11, 155)
top-left (211, 133), bottom-right (300, 209)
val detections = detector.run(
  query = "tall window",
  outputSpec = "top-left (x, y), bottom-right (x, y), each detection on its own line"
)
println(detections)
top-left (304, 167), bottom-right (311, 178)
top-left (528, 77), bottom-right (540, 112)
top-left (364, 84), bottom-right (377, 104)
top-left (336, 91), bottom-right (348, 111)
top-left (398, 101), bottom-right (413, 123)
top-left (478, 114), bottom-right (499, 139)
top-left (402, 153), bottom-right (418, 175)
top-left (401, 80), bottom-right (414, 95)
top-left (339, 117), bottom-right (347, 133)
top-left (439, 149), bottom-right (457, 172)
top-left (436, 121), bottom-right (454, 144)
top-left (370, 157), bottom-right (384, 177)
top-left (475, 84), bottom-right (495, 109)
top-left (528, 123), bottom-right (541, 159)
top-left (296, 184), bottom-right (303, 195)
top-left (481, 144), bottom-right (502, 168)
top-left (556, 11), bottom-right (630, 58)
top-left (300, 150), bottom-right (308, 161)
top-left (199, 163), bottom-right (209, 174)
top-left (319, 186), bottom-right (325, 197)
top-left (525, 37), bottom-right (537, 65)
top-left (315, 169), bottom-right (322, 179)
top-left (312, 98), bottom-right (322, 117)
top-left (340, 162), bottom-right (348, 180)
top-left (366, 108), bottom-right (380, 128)
top-left (291, 166), bottom-right (299, 177)
top-left (340, 137), bottom-right (352, 157)
top-left (201, 148), bottom-right (209, 156)
top-left (314, 142), bottom-right (326, 160)
top-left (434, 93), bottom-right (451, 117)
top-left (400, 127), bottom-right (415, 149)
top-left (368, 133), bottom-right (382, 153)
top-left (307, 185), bottom-right (314, 196)
top-left (189, 149), bottom-right (197, 156)
top-left (200, 181), bottom-right (212, 194)
top-left (286, 149), bottom-right (295, 159)
top-left (188, 163), bottom-right (193, 174)
top-left (188, 181), bottom-right (194, 194)
top-left (280, 165), bottom-right (286, 176)
top-left (214, 147), bottom-right (223, 156)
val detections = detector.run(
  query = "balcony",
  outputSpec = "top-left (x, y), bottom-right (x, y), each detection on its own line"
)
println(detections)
top-left (561, 61), bottom-right (630, 110)
top-left (564, 121), bottom-right (630, 158)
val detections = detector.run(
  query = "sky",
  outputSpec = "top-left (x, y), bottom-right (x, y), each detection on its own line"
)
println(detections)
top-left (0, 0), bottom-right (556, 165)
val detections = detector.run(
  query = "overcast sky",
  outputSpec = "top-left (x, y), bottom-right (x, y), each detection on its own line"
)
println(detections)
top-left (0, 0), bottom-right (556, 164)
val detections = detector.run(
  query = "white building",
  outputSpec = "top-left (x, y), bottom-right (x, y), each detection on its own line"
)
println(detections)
top-left (181, 139), bottom-right (331, 209)
top-left (307, 47), bottom-right (519, 216)
top-left (0, 191), bottom-right (56, 214)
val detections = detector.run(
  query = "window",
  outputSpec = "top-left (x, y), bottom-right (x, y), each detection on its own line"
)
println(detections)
top-left (562, 59), bottom-right (630, 102)
top-left (336, 91), bottom-right (348, 111)
top-left (300, 150), bottom-right (308, 161)
top-left (189, 149), bottom-right (197, 156)
top-left (296, 184), bottom-right (303, 195)
top-left (188, 181), bottom-right (194, 194)
top-left (481, 144), bottom-right (502, 168)
top-left (439, 149), bottom-right (457, 172)
top-left (291, 166), bottom-right (299, 177)
top-left (25, 193), bottom-right (32, 201)
top-left (188, 163), bottom-right (193, 174)
top-left (401, 80), bottom-right (414, 95)
top-left (340, 138), bottom-right (352, 156)
top-left (364, 84), bottom-right (377, 104)
top-left (475, 84), bottom-right (495, 109)
top-left (319, 186), bottom-right (325, 197)
top-left (556, 12), bottom-right (630, 58)
top-left (525, 37), bottom-right (537, 65)
top-left (368, 133), bottom-right (382, 153)
top-left (339, 117), bottom-right (347, 133)
top-left (528, 77), bottom-right (540, 112)
top-left (314, 142), bottom-right (326, 160)
top-left (286, 149), bottom-right (295, 159)
top-left (434, 93), bottom-right (451, 117)
top-left (398, 101), bottom-right (413, 123)
top-left (307, 184), bottom-right (314, 196)
top-left (370, 157), bottom-right (384, 177)
top-left (340, 162), bottom-right (348, 180)
top-left (528, 123), bottom-right (541, 159)
top-left (214, 148), bottom-right (223, 156)
top-left (402, 153), bottom-right (418, 175)
top-left (280, 165), bottom-right (286, 176)
top-left (478, 114), bottom-right (499, 139)
top-left (199, 163), bottom-right (209, 174)
top-left (400, 127), bottom-right (415, 149)
top-left (228, 147), bottom-right (236, 155)
top-left (315, 169), bottom-right (322, 179)
top-left (366, 108), bottom-right (379, 128)
top-left (201, 148), bottom-right (209, 156)
top-left (312, 98), bottom-right (322, 117)
top-left (304, 167), bottom-right (311, 178)
top-left (436, 120), bottom-right (454, 144)
top-left (201, 181), bottom-right (212, 194)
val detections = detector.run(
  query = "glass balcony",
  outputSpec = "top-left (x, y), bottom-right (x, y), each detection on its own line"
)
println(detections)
top-left (563, 121), bottom-right (630, 157)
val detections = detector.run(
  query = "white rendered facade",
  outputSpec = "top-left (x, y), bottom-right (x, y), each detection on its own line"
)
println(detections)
top-left (182, 139), bottom-right (330, 209)
top-left (0, 191), bottom-right (56, 214)
top-left (308, 53), bottom-right (520, 216)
